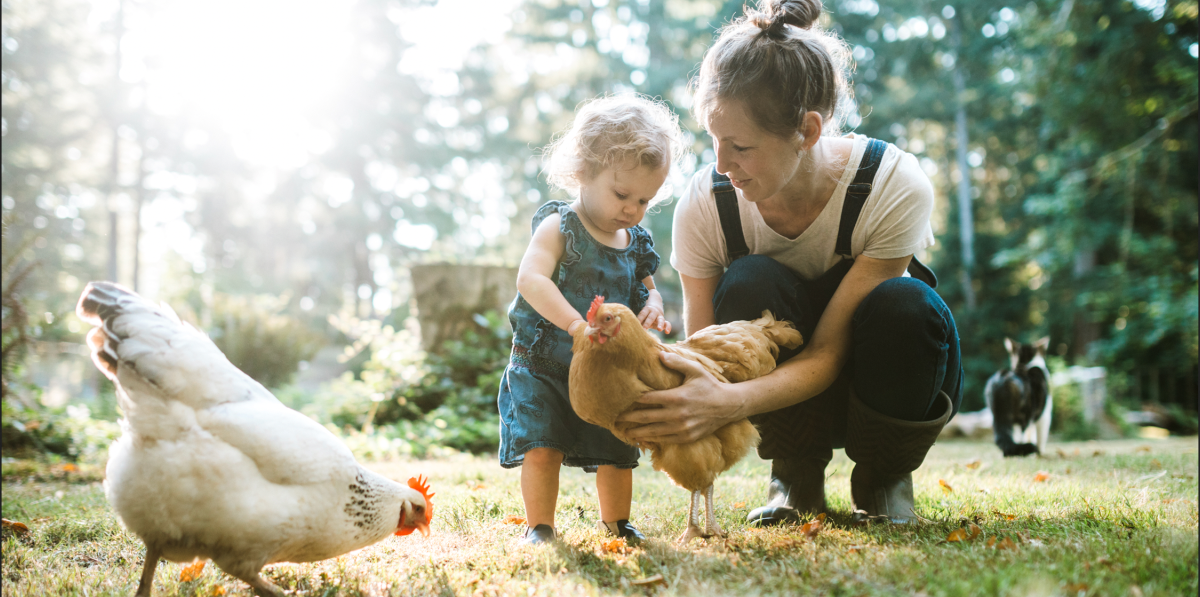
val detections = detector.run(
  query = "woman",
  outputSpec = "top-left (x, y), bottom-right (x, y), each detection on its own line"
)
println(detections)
top-left (616, 0), bottom-right (963, 525)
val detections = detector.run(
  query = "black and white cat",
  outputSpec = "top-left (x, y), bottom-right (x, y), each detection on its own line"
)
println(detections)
top-left (984, 337), bottom-right (1052, 457)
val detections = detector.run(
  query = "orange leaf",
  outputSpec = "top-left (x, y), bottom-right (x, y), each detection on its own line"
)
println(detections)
top-left (992, 510), bottom-right (1016, 520)
top-left (995, 536), bottom-right (1018, 550)
top-left (631, 574), bottom-right (667, 588)
top-left (732, 502), bottom-right (746, 509)
top-left (1065, 583), bottom-right (1089, 593)
top-left (968, 523), bottom-right (981, 540)
top-left (1092, 450), bottom-right (1105, 457)
top-left (944, 528), bottom-right (969, 543)
top-left (1033, 471), bottom-right (1050, 482)
top-left (965, 460), bottom-right (982, 470)
top-left (1, 519), bottom-right (30, 536)
top-left (986, 536), bottom-right (996, 548)
top-left (210, 587), bottom-right (227, 596)
top-left (61, 463), bottom-right (78, 473)
top-left (1150, 459), bottom-right (1162, 469)
top-left (179, 560), bottom-right (205, 582)
top-left (503, 515), bottom-right (527, 525)
top-left (800, 513), bottom-right (825, 539)
top-left (847, 545), bottom-right (868, 554)
top-left (601, 538), bottom-right (630, 554)
top-left (939, 479), bottom-right (954, 494)
top-left (1135, 445), bottom-right (1151, 453)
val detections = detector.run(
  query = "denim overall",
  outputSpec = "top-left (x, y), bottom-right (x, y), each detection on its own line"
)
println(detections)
top-left (709, 138), bottom-right (964, 459)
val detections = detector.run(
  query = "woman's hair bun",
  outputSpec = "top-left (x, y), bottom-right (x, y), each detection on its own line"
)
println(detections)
top-left (750, 0), bottom-right (823, 36)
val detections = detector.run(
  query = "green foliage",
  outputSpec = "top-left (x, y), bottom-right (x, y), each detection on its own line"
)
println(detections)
top-left (1, 398), bottom-right (120, 463)
top-left (303, 310), bottom-right (511, 455)
top-left (207, 292), bottom-right (322, 389)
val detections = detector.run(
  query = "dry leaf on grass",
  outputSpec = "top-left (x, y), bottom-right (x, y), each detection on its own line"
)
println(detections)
top-left (1033, 471), bottom-right (1050, 482)
top-left (601, 538), bottom-right (632, 554)
top-left (847, 545), bottom-right (869, 554)
top-left (179, 560), bottom-right (205, 582)
top-left (1092, 450), bottom-right (1105, 457)
top-left (939, 479), bottom-right (954, 494)
top-left (731, 502), bottom-right (746, 509)
top-left (502, 515), bottom-right (527, 525)
top-left (1, 519), bottom-right (30, 536)
top-left (986, 536), bottom-right (1018, 550)
top-left (631, 574), bottom-right (667, 588)
top-left (210, 586), bottom-right (227, 596)
top-left (942, 523), bottom-right (981, 544)
top-left (1064, 582), bottom-right (1089, 593)
top-left (965, 460), bottom-right (982, 470)
top-left (992, 511), bottom-right (1016, 520)
top-left (800, 513), bottom-right (825, 539)
top-left (1150, 459), bottom-right (1162, 469)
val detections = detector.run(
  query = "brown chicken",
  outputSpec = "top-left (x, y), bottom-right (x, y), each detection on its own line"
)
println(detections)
top-left (568, 296), bottom-right (803, 543)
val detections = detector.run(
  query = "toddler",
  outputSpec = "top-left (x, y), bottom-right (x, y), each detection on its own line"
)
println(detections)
top-left (497, 94), bottom-right (684, 545)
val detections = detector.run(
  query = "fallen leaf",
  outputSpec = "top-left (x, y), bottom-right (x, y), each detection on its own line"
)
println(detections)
top-left (1033, 471), bottom-right (1050, 482)
top-left (995, 536), bottom-right (1018, 550)
top-left (770, 537), bottom-right (802, 550)
top-left (992, 511), bottom-right (1016, 520)
top-left (502, 515), bottom-right (527, 525)
top-left (601, 538), bottom-right (631, 554)
top-left (1092, 450), bottom-right (1105, 457)
top-left (1064, 582), bottom-right (1089, 594)
top-left (731, 502), bottom-right (746, 509)
top-left (944, 528), bottom-right (969, 543)
top-left (1, 519), bottom-right (30, 536)
top-left (1150, 459), bottom-right (1162, 469)
top-left (210, 587), bottom-right (227, 596)
top-left (800, 513), bottom-right (825, 539)
top-left (847, 545), bottom-right (869, 554)
top-left (1056, 448), bottom-right (1068, 458)
top-left (61, 463), bottom-right (78, 473)
top-left (986, 536), bottom-right (995, 548)
top-left (1135, 445), bottom-right (1151, 453)
top-left (630, 574), bottom-right (667, 588)
top-left (471, 484), bottom-right (487, 491)
top-left (939, 479), bottom-right (954, 494)
top-left (967, 523), bottom-right (981, 540)
top-left (179, 560), bottom-right (205, 582)
top-left (965, 460), bottom-right (982, 470)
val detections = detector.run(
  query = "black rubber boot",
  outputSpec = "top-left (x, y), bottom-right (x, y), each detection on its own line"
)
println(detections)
top-left (746, 456), bottom-right (829, 526)
top-left (844, 390), bottom-right (953, 524)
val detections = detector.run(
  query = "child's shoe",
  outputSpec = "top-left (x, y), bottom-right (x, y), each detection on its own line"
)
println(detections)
top-left (598, 519), bottom-right (646, 546)
top-left (521, 524), bottom-right (557, 545)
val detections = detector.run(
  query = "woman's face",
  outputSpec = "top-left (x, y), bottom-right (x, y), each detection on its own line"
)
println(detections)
top-left (705, 99), bottom-right (804, 203)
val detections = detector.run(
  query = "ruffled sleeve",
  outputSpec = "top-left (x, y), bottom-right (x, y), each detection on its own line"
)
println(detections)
top-left (531, 201), bottom-right (584, 269)
top-left (631, 226), bottom-right (660, 282)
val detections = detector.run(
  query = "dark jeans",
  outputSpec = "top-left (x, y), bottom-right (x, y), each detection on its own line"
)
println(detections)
top-left (712, 255), bottom-right (963, 458)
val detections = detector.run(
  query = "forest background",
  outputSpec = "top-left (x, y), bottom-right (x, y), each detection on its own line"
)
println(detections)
top-left (2, 0), bottom-right (1197, 461)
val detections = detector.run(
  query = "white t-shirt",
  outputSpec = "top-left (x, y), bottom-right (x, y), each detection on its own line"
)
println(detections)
top-left (670, 134), bottom-right (935, 281)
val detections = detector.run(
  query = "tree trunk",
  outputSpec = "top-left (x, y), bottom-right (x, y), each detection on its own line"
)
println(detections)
top-left (951, 23), bottom-right (976, 311)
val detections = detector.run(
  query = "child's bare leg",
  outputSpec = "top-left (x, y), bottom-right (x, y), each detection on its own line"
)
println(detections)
top-left (521, 448), bottom-right (564, 529)
top-left (596, 465), bottom-right (632, 523)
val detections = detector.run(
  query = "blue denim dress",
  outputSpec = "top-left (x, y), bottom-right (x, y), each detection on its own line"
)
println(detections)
top-left (497, 201), bottom-right (659, 471)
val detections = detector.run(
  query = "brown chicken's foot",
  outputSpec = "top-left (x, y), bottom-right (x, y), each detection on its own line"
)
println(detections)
top-left (135, 544), bottom-right (162, 597)
top-left (677, 489), bottom-right (711, 545)
top-left (703, 484), bottom-right (726, 538)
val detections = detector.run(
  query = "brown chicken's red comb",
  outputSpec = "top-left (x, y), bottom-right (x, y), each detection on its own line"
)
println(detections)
top-left (586, 295), bottom-right (605, 324)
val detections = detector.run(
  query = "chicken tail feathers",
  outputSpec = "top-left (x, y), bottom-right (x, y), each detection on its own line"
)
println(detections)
top-left (755, 310), bottom-right (804, 351)
top-left (77, 282), bottom-right (145, 380)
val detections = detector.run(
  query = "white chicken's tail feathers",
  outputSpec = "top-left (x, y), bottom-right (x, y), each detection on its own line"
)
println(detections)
top-left (77, 282), bottom-right (157, 380)
top-left (752, 310), bottom-right (804, 351)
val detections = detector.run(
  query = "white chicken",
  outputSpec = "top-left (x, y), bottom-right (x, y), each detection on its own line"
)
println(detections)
top-left (76, 282), bottom-right (433, 597)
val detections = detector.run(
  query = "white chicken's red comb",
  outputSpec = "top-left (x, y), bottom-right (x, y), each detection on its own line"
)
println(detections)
top-left (586, 295), bottom-right (605, 325)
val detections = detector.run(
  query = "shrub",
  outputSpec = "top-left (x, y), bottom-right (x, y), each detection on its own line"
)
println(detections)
top-left (207, 292), bottom-right (322, 389)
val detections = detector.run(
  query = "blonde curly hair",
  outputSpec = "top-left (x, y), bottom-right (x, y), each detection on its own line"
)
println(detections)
top-left (543, 94), bottom-right (685, 204)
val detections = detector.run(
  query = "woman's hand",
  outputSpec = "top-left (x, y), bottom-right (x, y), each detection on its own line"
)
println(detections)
top-left (615, 352), bottom-right (742, 444)
top-left (637, 289), bottom-right (672, 333)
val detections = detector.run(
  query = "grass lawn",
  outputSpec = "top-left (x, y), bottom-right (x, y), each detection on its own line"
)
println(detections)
top-left (2, 437), bottom-right (1196, 596)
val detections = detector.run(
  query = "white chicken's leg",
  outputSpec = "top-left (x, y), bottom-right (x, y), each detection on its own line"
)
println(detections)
top-left (677, 489), bottom-right (706, 544)
top-left (703, 484), bottom-right (725, 538)
top-left (135, 544), bottom-right (161, 597)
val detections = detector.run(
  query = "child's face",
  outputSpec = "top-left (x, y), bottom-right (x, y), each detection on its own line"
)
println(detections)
top-left (577, 162), bottom-right (668, 233)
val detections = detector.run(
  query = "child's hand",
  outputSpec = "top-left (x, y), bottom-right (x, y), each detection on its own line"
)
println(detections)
top-left (637, 290), bottom-right (671, 334)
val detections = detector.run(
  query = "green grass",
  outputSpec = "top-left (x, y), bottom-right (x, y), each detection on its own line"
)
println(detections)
top-left (3, 437), bottom-right (1196, 596)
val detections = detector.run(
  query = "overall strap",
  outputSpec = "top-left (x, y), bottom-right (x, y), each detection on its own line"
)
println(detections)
top-left (835, 138), bottom-right (938, 288)
top-left (835, 138), bottom-right (887, 258)
top-left (712, 166), bottom-right (749, 262)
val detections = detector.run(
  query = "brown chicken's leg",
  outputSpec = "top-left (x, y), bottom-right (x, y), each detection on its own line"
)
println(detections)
top-left (677, 489), bottom-right (707, 544)
top-left (703, 484), bottom-right (725, 538)
top-left (135, 544), bottom-right (162, 597)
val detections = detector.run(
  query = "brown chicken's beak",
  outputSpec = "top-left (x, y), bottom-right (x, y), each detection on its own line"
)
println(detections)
top-left (584, 324), bottom-right (604, 344)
